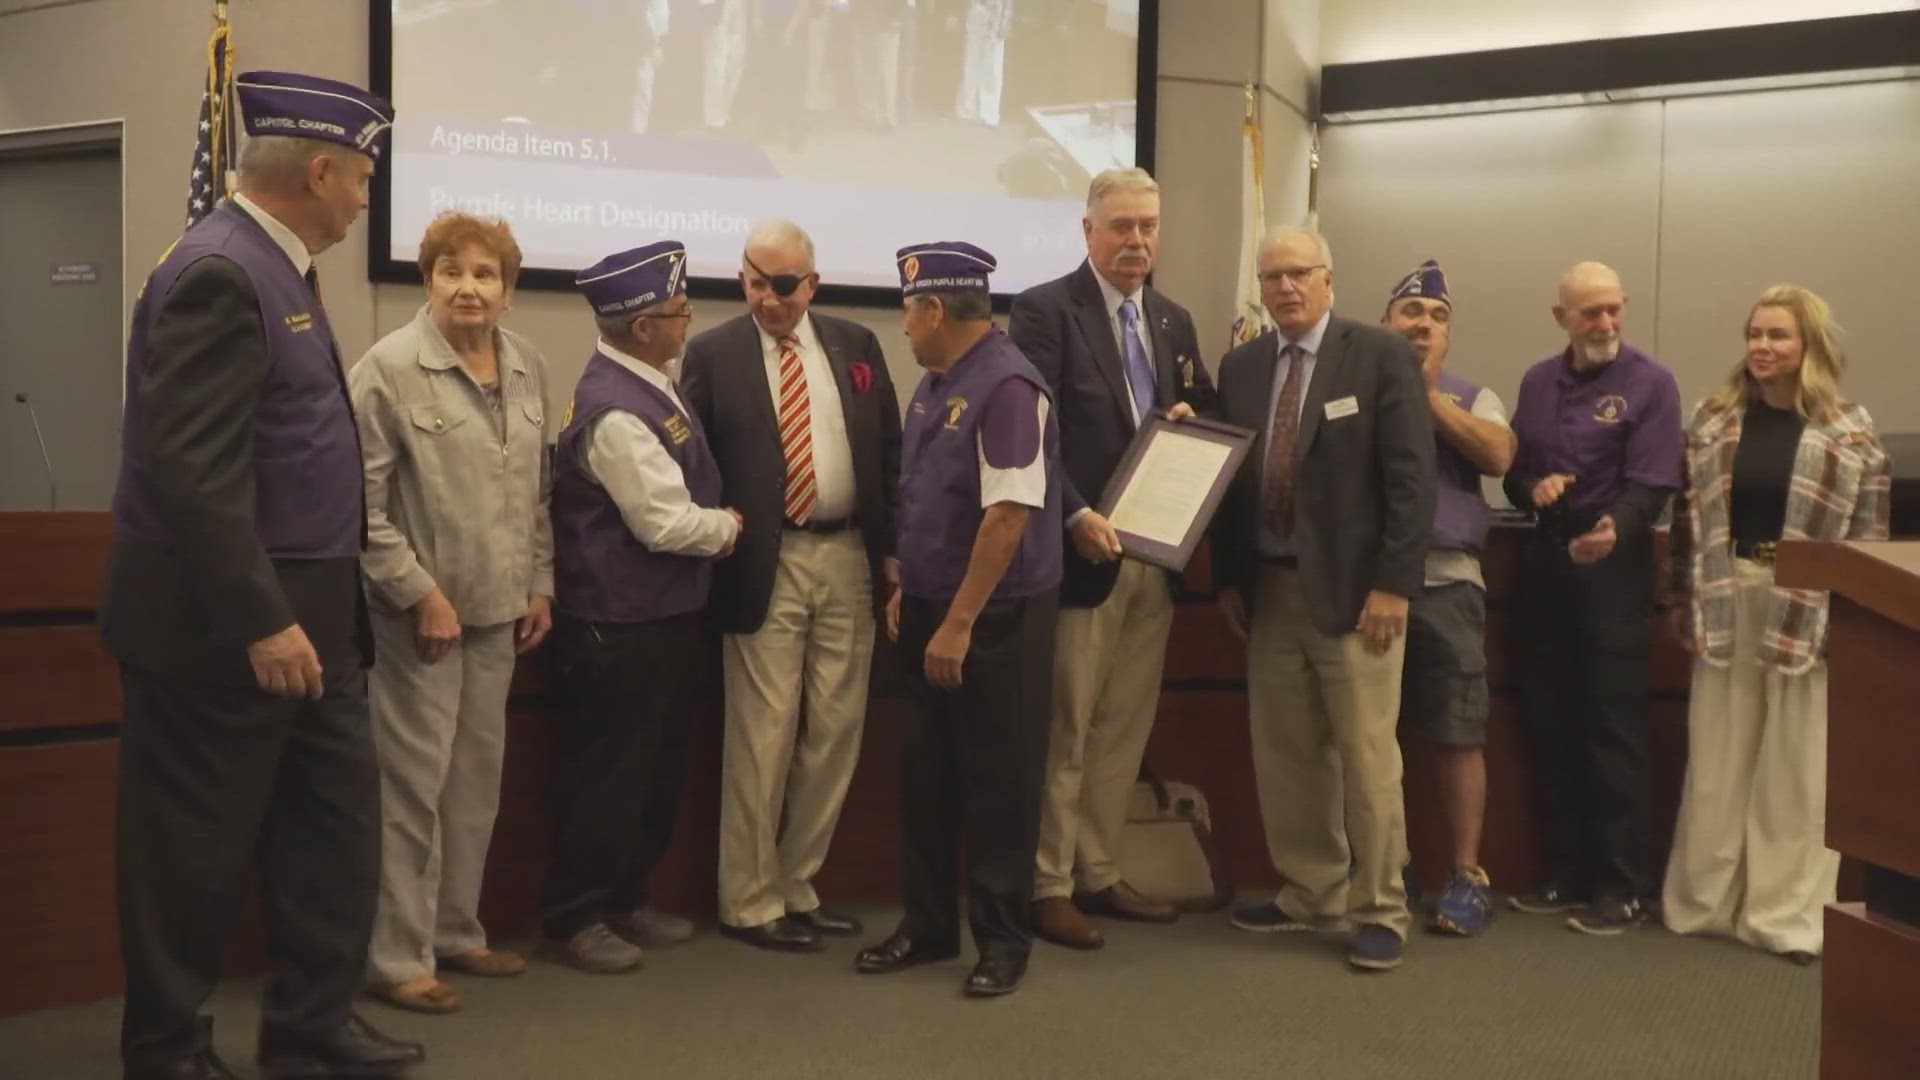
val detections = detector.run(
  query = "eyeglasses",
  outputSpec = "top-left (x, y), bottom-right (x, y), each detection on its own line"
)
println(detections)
top-left (1258, 265), bottom-right (1327, 287)
top-left (640, 307), bottom-right (694, 321)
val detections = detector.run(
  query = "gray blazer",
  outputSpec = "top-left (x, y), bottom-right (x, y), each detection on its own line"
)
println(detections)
top-left (347, 305), bottom-right (554, 626)
top-left (1208, 315), bottom-right (1436, 636)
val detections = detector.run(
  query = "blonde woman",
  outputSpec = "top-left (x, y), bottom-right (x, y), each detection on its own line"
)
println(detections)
top-left (1663, 285), bottom-right (1890, 963)
top-left (350, 212), bottom-right (554, 1012)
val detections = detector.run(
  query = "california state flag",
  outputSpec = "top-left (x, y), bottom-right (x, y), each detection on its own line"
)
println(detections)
top-left (1230, 92), bottom-right (1273, 347)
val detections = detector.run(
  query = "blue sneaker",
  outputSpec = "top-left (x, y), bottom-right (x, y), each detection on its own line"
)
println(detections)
top-left (1430, 866), bottom-right (1494, 937)
top-left (1348, 925), bottom-right (1404, 971)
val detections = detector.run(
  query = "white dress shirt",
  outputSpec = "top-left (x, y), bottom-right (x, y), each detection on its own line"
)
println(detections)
top-left (231, 193), bottom-right (312, 277)
top-left (585, 340), bottom-right (740, 557)
top-left (1091, 269), bottom-right (1155, 425)
top-left (1256, 310), bottom-right (1331, 558)
top-left (756, 312), bottom-right (856, 522)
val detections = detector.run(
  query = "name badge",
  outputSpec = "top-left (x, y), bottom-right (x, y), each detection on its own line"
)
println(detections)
top-left (1324, 395), bottom-right (1359, 420)
top-left (663, 414), bottom-right (692, 445)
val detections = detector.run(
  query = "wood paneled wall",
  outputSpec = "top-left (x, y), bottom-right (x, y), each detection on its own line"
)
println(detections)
top-left (0, 512), bottom-right (1714, 1017)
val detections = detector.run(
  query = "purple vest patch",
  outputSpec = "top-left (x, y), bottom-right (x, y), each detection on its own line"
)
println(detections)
top-left (113, 202), bottom-right (365, 558)
top-left (898, 330), bottom-right (1062, 602)
top-left (1432, 371), bottom-right (1492, 553)
top-left (551, 352), bottom-right (722, 623)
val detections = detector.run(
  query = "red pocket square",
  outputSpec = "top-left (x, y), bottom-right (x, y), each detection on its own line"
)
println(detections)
top-left (849, 362), bottom-right (874, 393)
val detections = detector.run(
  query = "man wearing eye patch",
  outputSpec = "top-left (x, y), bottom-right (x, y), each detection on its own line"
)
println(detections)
top-left (681, 221), bottom-right (903, 954)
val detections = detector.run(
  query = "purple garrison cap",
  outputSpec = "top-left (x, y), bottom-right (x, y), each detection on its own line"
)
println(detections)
top-left (896, 242), bottom-right (996, 296)
top-left (576, 241), bottom-right (688, 317)
top-left (1387, 259), bottom-right (1450, 309)
top-left (235, 71), bottom-right (395, 160)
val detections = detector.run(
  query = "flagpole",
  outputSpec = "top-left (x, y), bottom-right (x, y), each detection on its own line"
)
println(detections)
top-left (1246, 84), bottom-right (1264, 228)
top-left (1304, 122), bottom-right (1321, 231)
top-left (1230, 84), bottom-right (1273, 347)
top-left (215, 1), bottom-right (235, 194)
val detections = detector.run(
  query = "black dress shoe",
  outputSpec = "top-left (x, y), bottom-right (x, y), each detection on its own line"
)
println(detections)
top-left (963, 957), bottom-right (1027, 997)
top-left (127, 1017), bottom-right (239, 1080)
top-left (126, 1054), bottom-right (239, 1080)
top-left (789, 907), bottom-right (864, 936)
top-left (854, 932), bottom-right (960, 974)
top-left (258, 1013), bottom-right (424, 1079)
top-left (718, 916), bottom-right (827, 953)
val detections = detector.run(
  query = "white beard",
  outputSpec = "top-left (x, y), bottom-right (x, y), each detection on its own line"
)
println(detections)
top-left (1578, 337), bottom-right (1620, 365)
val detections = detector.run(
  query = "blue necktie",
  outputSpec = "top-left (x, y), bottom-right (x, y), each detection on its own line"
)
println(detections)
top-left (1119, 298), bottom-right (1156, 421)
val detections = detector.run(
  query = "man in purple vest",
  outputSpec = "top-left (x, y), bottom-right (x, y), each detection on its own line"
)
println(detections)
top-left (1381, 261), bottom-right (1516, 939)
top-left (1504, 262), bottom-right (1682, 936)
top-left (102, 72), bottom-right (424, 1080)
top-left (854, 242), bottom-right (1063, 998)
top-left (539, 241), bottom-right (743, 975)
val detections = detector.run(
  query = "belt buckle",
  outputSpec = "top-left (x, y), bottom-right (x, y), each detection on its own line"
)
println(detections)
top-left (1747, 541), bottom-right (1777, 566)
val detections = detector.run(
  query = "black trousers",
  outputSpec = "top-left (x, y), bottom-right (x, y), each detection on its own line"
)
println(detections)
top-left (1516, 528), bottom-right (1656, 901)
top-left (539, 614), bottom-right (701, 938)
top-left (896, 589), bottom-right (1056, 961)
top-left (115, 664), bottom-right (380, 1070)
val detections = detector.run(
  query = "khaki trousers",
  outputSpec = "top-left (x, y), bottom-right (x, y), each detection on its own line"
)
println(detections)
top-left (718, 531), bottom-right (874, 928)
top-left (1248, 566), bottom-right (1411, 938)
top-left (366, 612), bottom-right (515, 983)
top-left (1035, 559), bottom-right (1173, 899)
top-left (1663, 557), bottom-right (1837, 956)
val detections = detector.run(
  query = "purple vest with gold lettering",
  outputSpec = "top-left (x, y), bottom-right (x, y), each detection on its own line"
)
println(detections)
top-left (898, 330), bottom-right (1062, 602)
top-left (550, 352), bottom-right (722, 623)
top-left (112, 202), bottom-right (365, 557)
top-left (1432, 371), bottom-right (1492, 554)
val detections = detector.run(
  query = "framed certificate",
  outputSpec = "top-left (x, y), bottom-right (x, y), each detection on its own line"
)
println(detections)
top-left (1094, 413), bottom-right (1256, 572)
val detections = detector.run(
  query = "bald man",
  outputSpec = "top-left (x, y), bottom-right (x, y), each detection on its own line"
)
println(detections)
top-left (1503, 262), bottom-right (1681, 936)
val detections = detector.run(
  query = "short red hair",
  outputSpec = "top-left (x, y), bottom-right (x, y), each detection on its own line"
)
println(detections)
top-left (417, 211), bottom-right (522, 289)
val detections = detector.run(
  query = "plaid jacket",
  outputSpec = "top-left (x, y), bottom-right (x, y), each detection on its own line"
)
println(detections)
top-left (1670, 397), bottom-right (1890, 674)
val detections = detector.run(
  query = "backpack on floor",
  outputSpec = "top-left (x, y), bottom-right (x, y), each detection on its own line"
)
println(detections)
top-left (1115, 765), bottom-right (1233, 913)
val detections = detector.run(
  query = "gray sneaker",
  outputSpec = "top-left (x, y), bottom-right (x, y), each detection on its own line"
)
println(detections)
top-left (614, 906), bottom-right (695, 949)
top-left (554, 922), bottom-right (644, 973)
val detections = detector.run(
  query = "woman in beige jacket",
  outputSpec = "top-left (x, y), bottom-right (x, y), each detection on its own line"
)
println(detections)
top-left (348, 213), bottom-right (554, 1013)
top-left (1663, 284), bottom-right (1890, 964)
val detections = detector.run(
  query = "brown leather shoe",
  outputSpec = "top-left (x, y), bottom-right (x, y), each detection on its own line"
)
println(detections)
top-left (439, 947), bottom-right (526, 977)
top-left (1078, 881), bottom-right (1179, 923)
top-left (366, 978), bottom-right (461, 1015)
top-left (1033, 896), bottom-right (1104, 950)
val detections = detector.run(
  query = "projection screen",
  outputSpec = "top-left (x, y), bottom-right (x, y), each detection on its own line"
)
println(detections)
top-left (371, 0), bottom-right (1156, 299)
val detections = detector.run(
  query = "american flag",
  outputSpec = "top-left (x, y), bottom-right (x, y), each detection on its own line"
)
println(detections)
top-left (186, 6), bottom-right (236, 227)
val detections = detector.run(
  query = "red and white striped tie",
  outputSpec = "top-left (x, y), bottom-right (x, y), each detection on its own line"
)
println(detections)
top-left (777, 334), bottom-right (818, 524)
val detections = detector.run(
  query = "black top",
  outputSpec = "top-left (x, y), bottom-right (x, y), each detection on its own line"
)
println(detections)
top-left (1729, 400), bottom-right (1805, 542)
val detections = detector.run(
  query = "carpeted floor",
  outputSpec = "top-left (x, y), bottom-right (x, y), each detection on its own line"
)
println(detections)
top-left (0, 901), bottom-right (1819, 1080)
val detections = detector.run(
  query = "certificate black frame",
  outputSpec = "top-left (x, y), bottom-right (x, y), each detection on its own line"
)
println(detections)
top-left (1095, 413), bottom-right (1255, 573)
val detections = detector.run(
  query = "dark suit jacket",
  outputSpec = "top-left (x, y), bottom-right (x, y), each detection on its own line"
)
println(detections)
top-left (100, 257), bottom-right (370, 686)
top-left (1008, 261), bottom-right (1219, 607)
top-left (1209, 315), bottom-right (1436, 637)
top-left (680, 313), bottom-right (902, 634)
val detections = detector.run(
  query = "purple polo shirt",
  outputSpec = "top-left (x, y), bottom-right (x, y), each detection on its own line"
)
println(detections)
top-left (1509, 344), bottom-right (1682, 518)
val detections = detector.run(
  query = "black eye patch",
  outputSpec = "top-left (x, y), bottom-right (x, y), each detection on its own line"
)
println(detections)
top-left (745, 254), bottom-right (804, 298)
